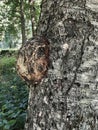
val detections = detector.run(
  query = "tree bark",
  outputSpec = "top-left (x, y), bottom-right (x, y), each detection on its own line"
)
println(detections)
top-left (25, 0), bottom-right (98, 129)
top-left (20, 0), bottom-right (26, 44)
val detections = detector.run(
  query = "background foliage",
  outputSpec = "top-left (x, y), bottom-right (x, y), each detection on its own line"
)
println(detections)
top-left (0, 0), bottom-right (41, 48)
top-left (0, 0), bottom-right (41, 129)
top-left (0, 52), bottom-right (29, 130)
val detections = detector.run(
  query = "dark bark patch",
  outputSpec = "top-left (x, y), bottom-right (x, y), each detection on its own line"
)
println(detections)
top-left (64, 18), bottom-right (77, 38)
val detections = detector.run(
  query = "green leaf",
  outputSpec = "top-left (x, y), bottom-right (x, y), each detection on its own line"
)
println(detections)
top-left (10, 111), bottom-right (20, 118)
top-left (3, 119), bottom-right (8, 124)
top-left (0, 112), bottom-right (5, 117)
top-left (8, 119), bottom-right (16, 126)
top-left (4, 124), bottom-right (10, 130)
top-left (2, 104), bottom-right (7, 111)
top-left (7, 110), bottom-right (14, 114)
top-left (0, 121), bottom-right (4, 127)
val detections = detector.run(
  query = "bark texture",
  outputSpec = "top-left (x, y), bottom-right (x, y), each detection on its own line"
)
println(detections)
top-left (25, 0), bottom-right (98, 129)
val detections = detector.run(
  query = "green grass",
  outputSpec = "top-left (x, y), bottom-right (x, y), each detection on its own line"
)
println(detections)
top-left (0, 56), bottom-right (16, 73)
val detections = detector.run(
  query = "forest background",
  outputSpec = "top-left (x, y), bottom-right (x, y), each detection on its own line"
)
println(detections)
top-left (0, 0), bottom-right (41, 130)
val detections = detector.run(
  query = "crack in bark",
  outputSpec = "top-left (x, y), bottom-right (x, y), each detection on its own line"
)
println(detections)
top-left (65, 19), bottom-right (94, 96)
top-left (65, 37), bottom-right (86, 95)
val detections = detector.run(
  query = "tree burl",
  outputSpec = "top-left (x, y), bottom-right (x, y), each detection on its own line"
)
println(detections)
top-left (16, 36), bottom-right (50, 85)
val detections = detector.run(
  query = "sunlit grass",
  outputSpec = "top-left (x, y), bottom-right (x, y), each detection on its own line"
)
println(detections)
top-left (0, 55), bottom-right (16, 73)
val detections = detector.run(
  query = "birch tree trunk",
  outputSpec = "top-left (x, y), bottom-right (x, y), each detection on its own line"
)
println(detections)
top-left (25, 0), bottom-right (98, 129)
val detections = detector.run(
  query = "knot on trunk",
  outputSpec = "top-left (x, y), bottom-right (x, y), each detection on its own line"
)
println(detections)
top-left (16, 36), bottom-right (50, 85)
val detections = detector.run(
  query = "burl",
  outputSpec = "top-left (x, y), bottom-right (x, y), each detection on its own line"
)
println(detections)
top-left (16, 36), bottom-right (50, 85)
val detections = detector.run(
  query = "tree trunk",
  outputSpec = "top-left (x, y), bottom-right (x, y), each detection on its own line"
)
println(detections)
top-left (29, 0), bottom-right (35, 36)
top-left (20, 0), bottom-right (26, 44)
top-left (25, 0), bottom-right (98, 129)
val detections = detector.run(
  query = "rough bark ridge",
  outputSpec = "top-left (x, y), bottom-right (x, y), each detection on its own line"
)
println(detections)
top-left (25, 0), bottom-right (98, 129)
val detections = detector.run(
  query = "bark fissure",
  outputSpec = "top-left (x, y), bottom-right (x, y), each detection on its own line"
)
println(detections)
top-left (65, 37), bottom-right (86, 95)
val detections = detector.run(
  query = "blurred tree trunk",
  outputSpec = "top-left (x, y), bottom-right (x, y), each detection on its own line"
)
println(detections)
top-left (25, 0), bottom-right (98, 129)
top-left (29, 0), bottom-right (35, 36)
top-left (19, 0), bottom-right (26, 44)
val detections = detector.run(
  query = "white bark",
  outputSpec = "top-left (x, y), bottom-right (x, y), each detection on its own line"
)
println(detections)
top-left (25, 0), bottom-right (98, 129)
